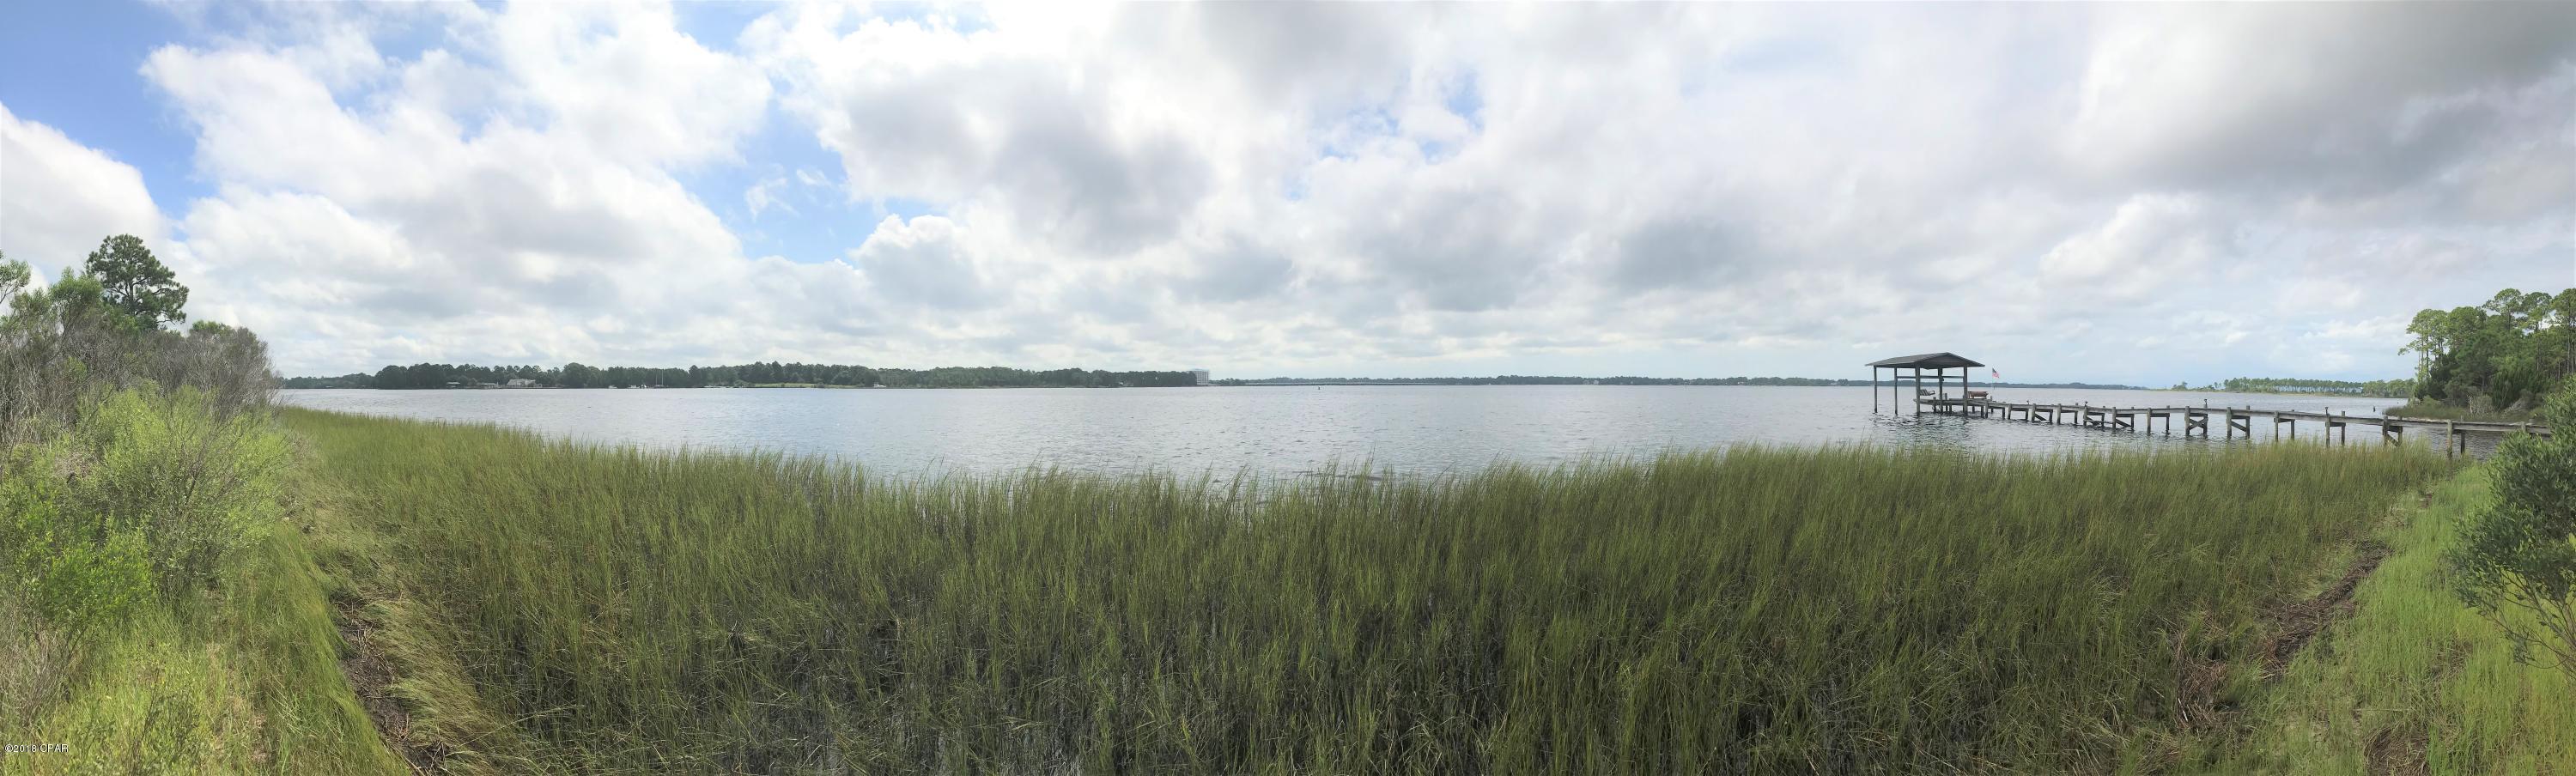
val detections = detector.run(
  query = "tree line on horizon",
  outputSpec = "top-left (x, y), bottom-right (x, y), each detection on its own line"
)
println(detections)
top-left (1219, 375), bottom-right (2147, 389)
top-left (2404, 288), bottom-right (2576, 413)
top-left (289, 362), bottom-right (1201, 390)
top-left (2169, 377), bottom-right (2415, 397)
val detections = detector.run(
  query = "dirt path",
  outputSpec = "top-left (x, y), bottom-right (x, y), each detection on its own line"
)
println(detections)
top-left (2366, 724), bottom-right (2430, 776)
top-left (2177, 537), bottom-right (2406, 744)
top-left (2259, 540), bottom-right (2391, 676)
top-left (334, 595), bottom-right (449, 774)
top-left (2262, 532), bottom-right (2433, 773)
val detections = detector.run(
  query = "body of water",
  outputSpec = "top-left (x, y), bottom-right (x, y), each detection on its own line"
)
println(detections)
top-left (280, 385), bottom-right (2421, 476)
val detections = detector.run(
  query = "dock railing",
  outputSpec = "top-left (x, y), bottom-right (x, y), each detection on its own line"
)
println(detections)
top-left (1917, 397), bottom-right (2547, 458)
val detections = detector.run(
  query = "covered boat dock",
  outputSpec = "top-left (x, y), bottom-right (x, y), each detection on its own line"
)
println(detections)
top-left (1867, 352), bottom-right (1984, 415)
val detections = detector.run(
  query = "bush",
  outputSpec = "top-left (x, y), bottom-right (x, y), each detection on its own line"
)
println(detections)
top-left (0, 240), bottom-right (301, 755)
top-left (64, 387), bottom-right (289, 593)
top-left (1, 386), bottom-right (285, 633)
top-left (0, 596), bottom-right (73, 724)
top-left (1, 251), bottom-right (275, 452)
top-left (2450, 379), bottom-right (2576, 673)
top-left (0, 452), bottom-right (153, 631)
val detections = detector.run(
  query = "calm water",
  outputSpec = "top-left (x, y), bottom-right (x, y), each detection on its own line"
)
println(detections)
top-left (280, 385), bottom-right (2421, 476)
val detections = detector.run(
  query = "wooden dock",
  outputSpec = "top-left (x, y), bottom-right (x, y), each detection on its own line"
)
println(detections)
top-left (1919, 397), bottom-right (2550, 458)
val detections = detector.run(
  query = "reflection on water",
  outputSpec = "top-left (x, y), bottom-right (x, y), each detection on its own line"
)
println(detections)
top-left (281, 385), bottom-right (2431, 476)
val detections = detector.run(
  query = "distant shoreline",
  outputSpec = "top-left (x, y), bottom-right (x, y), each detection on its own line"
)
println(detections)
top-left (282, 379), bottom-right (2157, 391)
top-left (2160, 387), bottom-right (2410, 399)
top-left (1219, 378), bottom-right (2148, 389)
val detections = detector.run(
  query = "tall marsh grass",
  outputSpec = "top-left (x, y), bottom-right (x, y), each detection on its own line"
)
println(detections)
top-left (286, 409), bottom-right (2445, 774)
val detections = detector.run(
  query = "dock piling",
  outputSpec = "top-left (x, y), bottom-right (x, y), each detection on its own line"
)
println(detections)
top-left (1922, 398), bottom-right (2540, 456)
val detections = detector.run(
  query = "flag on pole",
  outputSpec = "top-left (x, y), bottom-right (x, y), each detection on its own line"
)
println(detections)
top-left (1990, 368), bottom-right (2002, 379)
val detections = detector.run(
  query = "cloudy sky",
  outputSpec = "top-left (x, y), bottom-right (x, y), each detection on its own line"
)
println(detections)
top-left (1, 2), bottom-right (2570, 383)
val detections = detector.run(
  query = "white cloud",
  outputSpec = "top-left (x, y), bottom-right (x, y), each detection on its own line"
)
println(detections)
top-left (748, 4), bottom-right (1227, 254)
top-left (2038, 194), bottom-right (2233, 292)
top-left (2063, 3), bottom-right (2576, 197)
top-left (20, 2), bottom-right (2560, 383)
top-left (141, 3), bottom-right (783, 370)
top-left (745, 176), bottom-right (791, 218)
top-left (848, 215), bottom-right (993, 312)
top-left (486, 3), bottom-right (770, 169)
top-left (0, 103), bottom-right (166, 280)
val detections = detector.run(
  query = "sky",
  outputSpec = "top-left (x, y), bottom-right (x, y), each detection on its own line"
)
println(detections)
top-left (0, 2), bottom-right (2571, 385)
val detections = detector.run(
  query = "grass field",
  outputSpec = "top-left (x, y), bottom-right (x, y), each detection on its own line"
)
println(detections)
top-left (2186, 467), bottom-right (2576, 773)
top-left (1, 433), bottom-right (409, 775)
top-left (275, 409), bottom-right (2451, 774)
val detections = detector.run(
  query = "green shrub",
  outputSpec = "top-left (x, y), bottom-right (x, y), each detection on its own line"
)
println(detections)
top-left (0, 597), bottom-right (72, 730)
top-left (64, 387), bottom-right (287, 594)
top-left (20, 528), bottom-right (153, 632)
top-left (2450, 379), bottom-right (2576, 674)
top-left (1, 453), bottom-right (153, 632)
top-left (1, 388), bottom-right (288, 617)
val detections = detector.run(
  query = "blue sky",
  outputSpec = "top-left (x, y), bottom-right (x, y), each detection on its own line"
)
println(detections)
top-left (0, 1), bottom-right (204, 209)
top-left (0, 1), bottom-right (924, 270)
top-left (2, 2), bottom-right (2570, 381)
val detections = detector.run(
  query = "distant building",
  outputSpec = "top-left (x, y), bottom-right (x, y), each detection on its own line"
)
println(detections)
top-left (1189, 368), bottom-right (1211, 386)
top-left (505, 379), bottom-right (536, 388)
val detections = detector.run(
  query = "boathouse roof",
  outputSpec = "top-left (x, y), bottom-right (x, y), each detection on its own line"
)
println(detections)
top-left (1865, 352), bottom-right (1984, 369)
